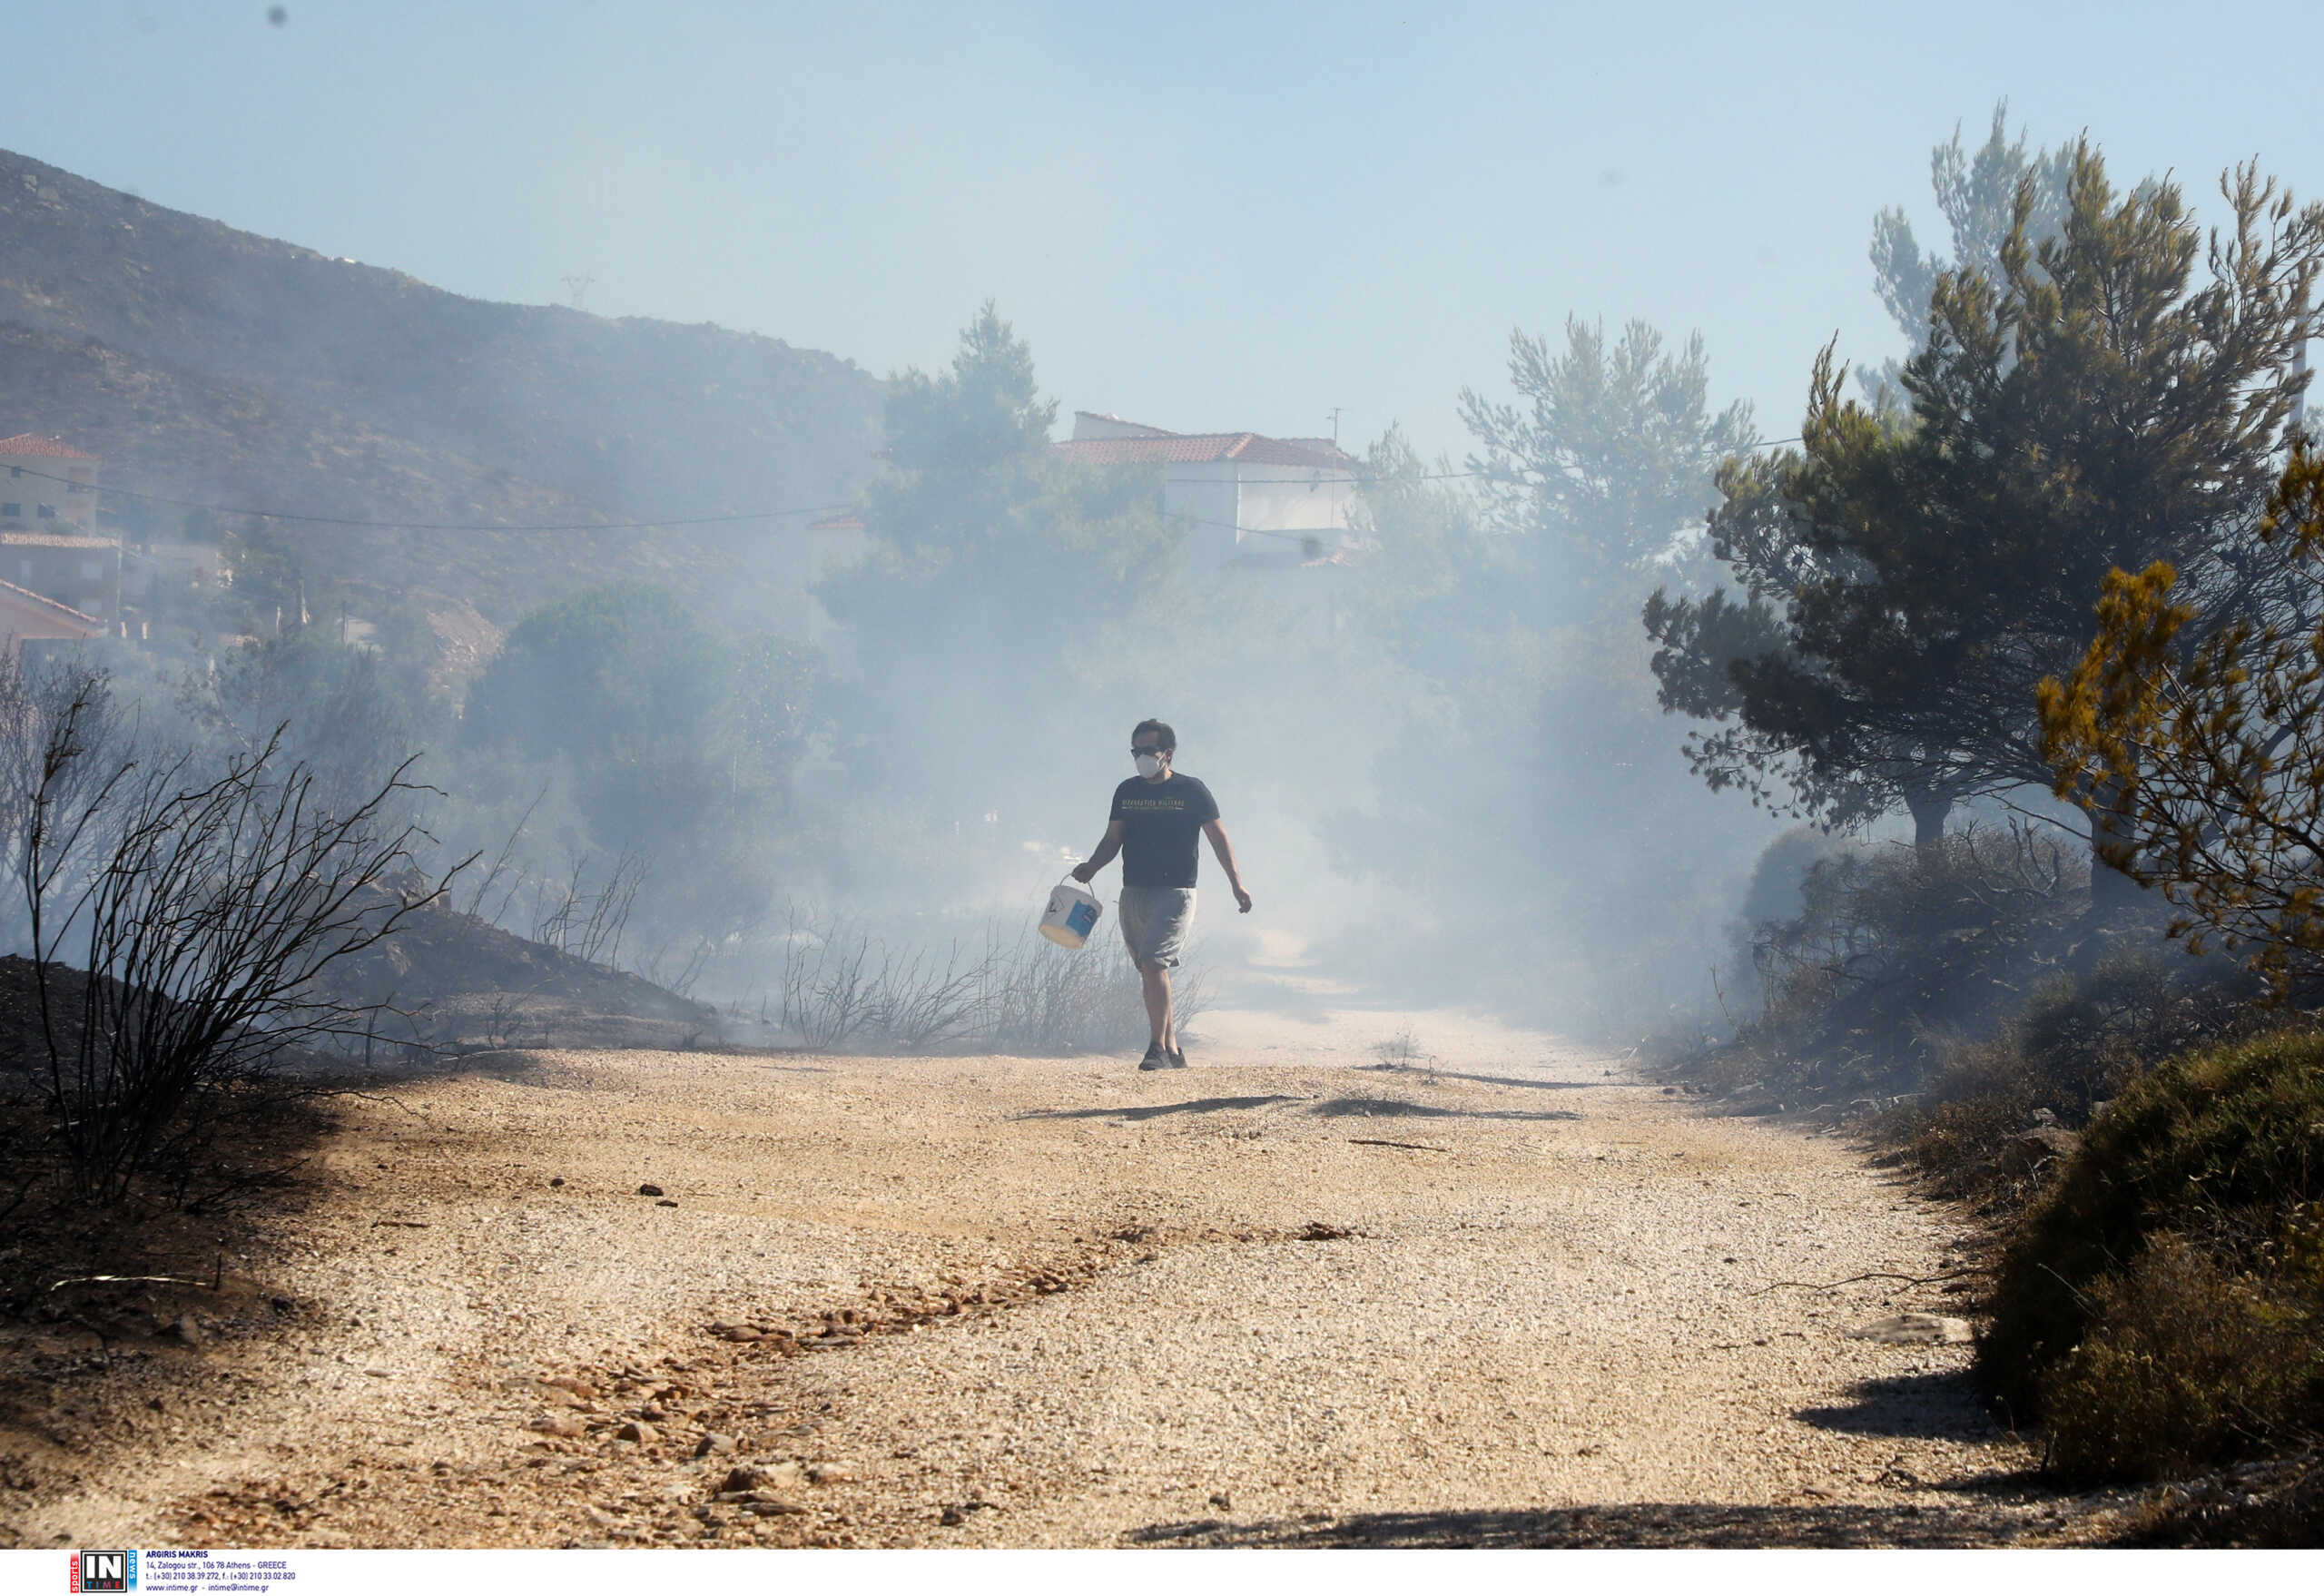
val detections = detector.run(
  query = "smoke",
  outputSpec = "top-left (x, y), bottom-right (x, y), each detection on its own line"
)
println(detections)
top-left (669, 306), bottom-right (1788, 1041)
top-left (8, 155), bottom-right (1798, 1048)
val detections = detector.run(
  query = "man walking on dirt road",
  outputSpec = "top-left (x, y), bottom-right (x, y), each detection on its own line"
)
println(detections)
top-left (1073, 718), bottom-right (1252, 1070)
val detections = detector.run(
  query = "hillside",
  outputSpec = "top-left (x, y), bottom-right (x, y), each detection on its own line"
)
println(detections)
top-left (0, 149), bottom-right (883, 627)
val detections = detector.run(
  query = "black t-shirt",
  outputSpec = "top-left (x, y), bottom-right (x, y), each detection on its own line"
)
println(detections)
top-left (1110, 773), bottom-right (1220, 889)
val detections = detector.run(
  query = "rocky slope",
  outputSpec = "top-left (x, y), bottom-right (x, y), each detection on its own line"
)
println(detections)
top-left (0, 148), bottom-right (883, 626)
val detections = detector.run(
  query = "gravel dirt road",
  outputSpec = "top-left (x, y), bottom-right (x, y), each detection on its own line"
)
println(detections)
top-left (3, 1009), bottom-right (2116, 1548)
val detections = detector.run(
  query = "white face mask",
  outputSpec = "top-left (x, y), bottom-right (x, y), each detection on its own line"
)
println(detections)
top-left (1135, 753), bottom-right (1166, 778)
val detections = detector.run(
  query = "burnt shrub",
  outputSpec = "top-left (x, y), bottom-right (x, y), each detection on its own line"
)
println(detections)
top-left (1980, 1029), bottom-right (2324, 1477)
top-left (0, 662), bottom-right (455, 1209)
top-left (764, 911), bottom-right (1206, 1056)
top-left (1896, 948), bottom-right (2267, 1200)
top-left (1689, 821), bottom-right (2090, 1102)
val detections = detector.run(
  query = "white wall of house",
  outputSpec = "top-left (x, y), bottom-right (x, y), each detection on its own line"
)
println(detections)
top-left (2, 533), bottom-right (121, 619)
top-left (1159, 464), bottom-right (1245, 572)
top-left (1164, 463), bottom-right (1358, 573)
top-left (1232, 465), bottom-right (1359, 559)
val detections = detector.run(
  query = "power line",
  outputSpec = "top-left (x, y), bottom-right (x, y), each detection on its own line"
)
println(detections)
top-left (1, 460), bottom-right (852, 533)
top-left (4, 432), bottom-right (1809, 536)
top-left (11, 453), bottom-right (1363, 559)
top-left (1206, 438), bottom-right (1805, 488)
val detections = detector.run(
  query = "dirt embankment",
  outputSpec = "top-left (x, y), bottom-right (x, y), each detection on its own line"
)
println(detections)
top-left (0, 1010), bottom-right (2132, 1548)
top-left (321, 899), bottom-right (718, 1053)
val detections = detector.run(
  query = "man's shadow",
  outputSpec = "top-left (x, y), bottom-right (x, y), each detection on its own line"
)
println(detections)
top-left (1309, 1097), bottom-right (1581, 1122)
top-left (1015, 1094), bottom-right (1310, 1123)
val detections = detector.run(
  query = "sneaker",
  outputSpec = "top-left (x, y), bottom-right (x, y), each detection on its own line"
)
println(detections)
top-left (1138, 1042), bottom-right (1168, 1071)
top-left (1167, 1046), bottom-right (1188, 1069)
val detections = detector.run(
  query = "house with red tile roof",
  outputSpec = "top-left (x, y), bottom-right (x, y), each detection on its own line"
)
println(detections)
top-left (0, 576), bottom-right (107, 645)
top-left (1055, 412), bottom-right (1363, 576)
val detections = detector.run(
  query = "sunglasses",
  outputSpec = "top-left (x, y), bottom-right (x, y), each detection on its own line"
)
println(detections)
top-left (1130, 745), bottom-right (1169, 757)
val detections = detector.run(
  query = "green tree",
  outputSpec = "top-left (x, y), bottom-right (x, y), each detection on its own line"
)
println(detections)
top-left (1341, 425), bottom-right (1496, 677)
top-left (1459, 316), bottom-right (1756, 618)
top-left (724, 633), bottom-right (822, 813)
top-left (818, 305), bottom-right (1181, 823)
top-left (464, 582), bottom-right (731, 847)
top-left (220, 517), bottom-right (318, 635)
top-left (199, 630), bottom-right (429, 813)
top-left (1647, 143), bottom-right (2322, 882)
top-left (1862, 102), bottom-right (2073, 407)
top-left (874, 299), bottom-right (1059, 550)
top-left (1334, 380), bottom-right (1777, 1026)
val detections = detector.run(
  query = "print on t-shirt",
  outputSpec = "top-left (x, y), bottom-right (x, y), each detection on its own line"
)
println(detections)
top-left (1109, 773), bottom-right (1220, 890)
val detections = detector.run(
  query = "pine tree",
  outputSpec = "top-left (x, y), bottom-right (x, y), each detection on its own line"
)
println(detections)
top-left (1647, 143), bottom-right (2322, 882)
top-left (1459, 316), bottom-right (1756, 621)
top-left (1860, 102), bottom-right (2073, 409)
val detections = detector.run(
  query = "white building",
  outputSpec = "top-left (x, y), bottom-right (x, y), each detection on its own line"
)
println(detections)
top-left (1056, 412), bottom-right (1362, 576)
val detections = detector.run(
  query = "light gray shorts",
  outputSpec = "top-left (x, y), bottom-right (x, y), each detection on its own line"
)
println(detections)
top-left (1118, 886), bottom-right (1196, 969)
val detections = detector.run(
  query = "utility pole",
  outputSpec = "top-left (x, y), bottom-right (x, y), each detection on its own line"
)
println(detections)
top-left (1326, 407), bottom-right (1344, 445)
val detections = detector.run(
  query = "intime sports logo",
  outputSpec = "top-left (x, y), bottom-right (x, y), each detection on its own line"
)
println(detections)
top-left (69, 1550), bottom-right (136, 1592)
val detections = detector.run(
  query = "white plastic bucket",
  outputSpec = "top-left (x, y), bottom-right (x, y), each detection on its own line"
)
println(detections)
top-left (1039, 876), bottom-right (1105, 949)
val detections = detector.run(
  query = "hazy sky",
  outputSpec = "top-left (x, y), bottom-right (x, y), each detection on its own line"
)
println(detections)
top-left (5, 2), bottom-right (2305, 468)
